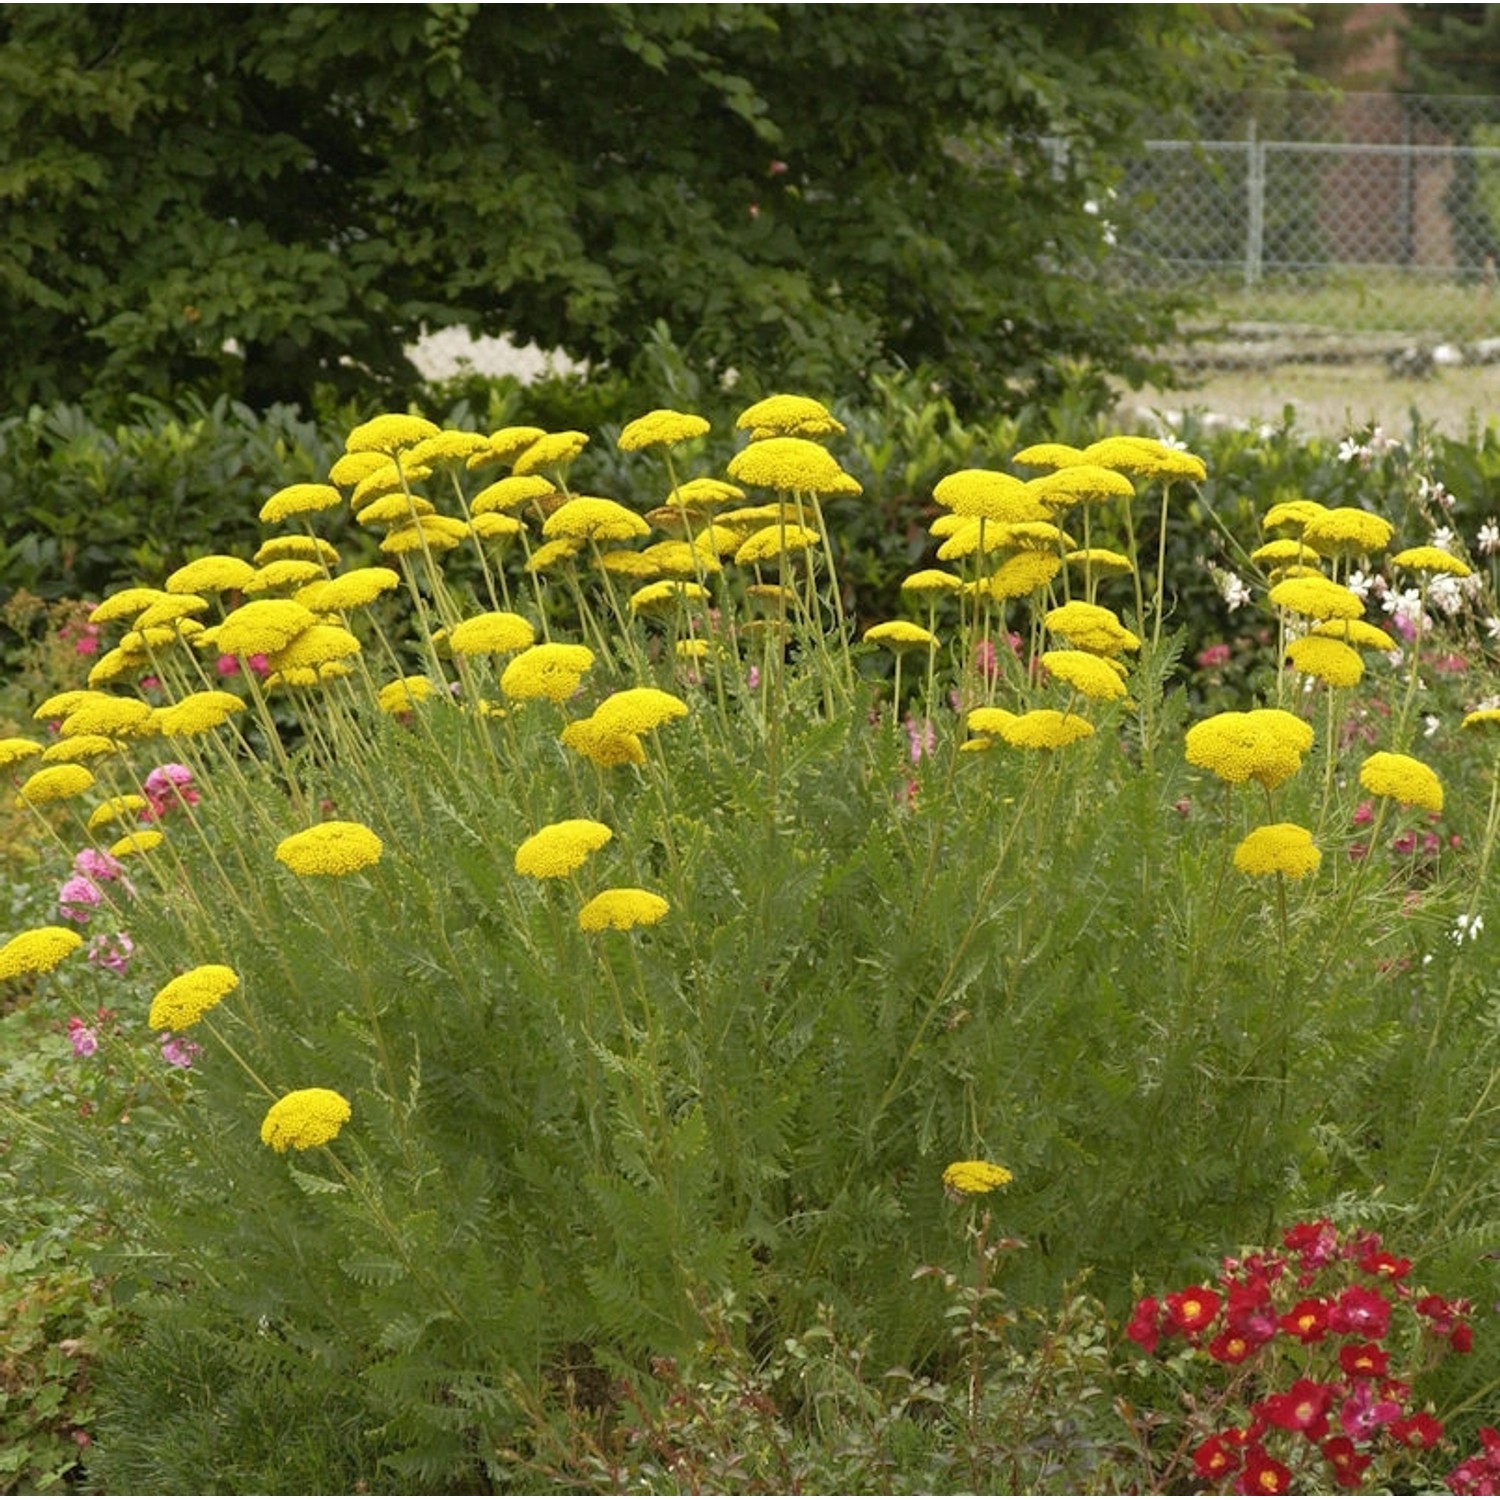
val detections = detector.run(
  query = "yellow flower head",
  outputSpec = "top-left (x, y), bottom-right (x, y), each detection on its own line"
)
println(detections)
top-left (218, 599), bottom-right (318, 657)
top-left (1251, 538), bottom-right (1320, 569)
top-left (500, 643), bottom-right (596, 704)
top-left (577, 887), bottom-right (671, 932)
top-left (999, 709), bottom-right (1094, 750)
top-left (727, 437), bottom-right (861, 496)
top-left (672, 477), bottom-right (745, 509)
top-left (243, 560), bottom-right (327, 595)
top-left (1044, 601), bottom-right (1141, 657)
top-left (524, 538), bottom-right (583, 574)
top-left (965, 707), bottom-right (1017, 743)
top-left (258, 482), bottom-right (343, 525)
top-left (470, 513), bottom-right (523, 544)
top-left (350, 465), bottom-right (421, 512)
top-left (640, 539), bottom-right (721, 577)
top-left (377, 676), bottom-right (437, 715)
top-left (985, 550), bottom-right (1062, 601)
top-left (941, 1159), bottom-right (1013, 1197)
top-left (932, 469), bottom-right (1046, 522)
top-left (1081, 436), bottom-right (1206, 482)
top-left (1301, 507), bottom-right (1394, 558)
top-left (260, 1088), bottom-right (352, 1152)
top-left (735, 394), bottom-right (845, 441)
top-left (1233, 822), bottom-right (1322, 879)
top-left (1359, 751), bottom-right (1444, 812)
top-left (629, 580), bottom-right (710, 616)
top-left (294, 568), bottom-right (402, 613)
top-left (1012, 442), bottom-right (1086, 470)
top-left (514, 818), bottom-right (613, 879)
top-left (1285, 635), bottom-right (1363, 688)
top-left (33, 690), bottom-right (97, 722)
top-left (470, 477), bottom-right (557, 519)
top-left (1042, 649), bottom-right (1128, 701)
top-left (379, 516), bottom-right (469, 555)
top-left (404, 430), bottom-right (491, 469)
top-left (863, 620), bottom-right (940, 651)
top-left (0, 737), bottom-right (42, 769)
top-left (86, 647), bottom-right (149, 688)
top-left (1184, 709), bottom-right (1312, 790)
top-left (265, 625), bottom-right (362, 674)
top-left (0, 926), bottom-right (83, 981)
top-left (344, 413), bottom-right (440, 456)
top-left (87, 794), bottom-right (148, 831)
top-left (166, 555), bottom-right (259, 595)
top-left (618, 409), bottom-right (712, 451)
top-left (543, 496), bottom-right (650, 543)
top-left (255, 535), bottom-right (341, 568)
top-left (1463, 708), bottom-right (1500, 730)
top-left (133, 595), bottom-right (209, 631)
top-left (276, 821), bottom-right (383, 877)
top-left (559, 717), bottom-right (648, 768)
top-left (109, 830), bottom-right (163, 858)
top-left (148, 964), bottom-right (239, 1030)
top-left (592, 687), bottom-right (689, 737)
top-left (447, 611), bottom-right (536, 656)
top-left (15, 763), bottom-right (95, 807)
top-left (1391, 545), bottom-right (1472, 577)
top-left (1268, 575), bottom-right (1365, 622)
top-left (1262, 499), bottom-right (1329, 534)
top-left (734, 523), bottom-right (821, 567)
top-left (900, 569), bottom-right (964, 597)
top-left (89, 588), bottom-right (171, 624)
top-left (1025, 465), bottom-right (1135, 507)
top-left (156, 690), bottom-right (247, 737)
top-left (512, 430), bottom-right (590, 477)
top-left (327, 450), bottom-right (391, 488)
top-left (486, 425), bottom-right (550, 463)
top-left (41, 734), bottom-right (124, 764)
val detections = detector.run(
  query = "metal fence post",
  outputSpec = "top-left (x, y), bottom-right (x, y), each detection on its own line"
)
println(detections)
top-left (1245, 120), bottom-right (1265, 290)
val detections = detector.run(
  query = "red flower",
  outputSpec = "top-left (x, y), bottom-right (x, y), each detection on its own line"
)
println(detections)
top-left (1338, 1341), bottom-right (1389, 1378)
top-left (1194, 1433), bottom-right (1241, 1480)
top-left (1235, 1446), bottom-right (1293, 1496)
top-left (1209, 1329), bottom-right (1256, 1364)
top-left (1165, 1285), bottom-right (1221, 1337)
top-left (1452, 1321), bottom-right (1475, 1354)
top-left (1330, 1285), bottom-right (1391, 1339)
top-left (1338, 1379), bottom-right (1402, 1442)
top-left (1358, 1248), bottom-right (1412, 1280)
top-left (1284, 1219), bottom-right (1338, 1269)
top-left (1279, 1297), bottom-right (1331, 1343)
top-left (1390, 1410), bottom-right (1443, 1449)
top-left (1257, 1378), bottom-right (1333, 1440)
top-left (1125, 1295), bottom-right (1162, 1353)
top-left (1321, 1435), bottom-right (1372, 1489)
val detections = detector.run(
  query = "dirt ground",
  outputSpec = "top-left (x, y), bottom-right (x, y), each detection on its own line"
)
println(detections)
top-left (1117, 359), bottom-right (1500, 440)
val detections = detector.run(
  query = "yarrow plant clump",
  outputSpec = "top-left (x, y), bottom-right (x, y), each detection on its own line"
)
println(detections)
top-left (1125, 1220), bottom-right (1468, 1494)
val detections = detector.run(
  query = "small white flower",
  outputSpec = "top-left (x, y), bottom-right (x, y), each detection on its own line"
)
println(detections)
top-left (1368, 425), bottom-right (1402, 455)
top-left (1487, 616), bottom-right (1500, 643)
top-left (1479, 519), bottom-right (1500, 557)
top-left (1432, 525), bottom-right (1457, 553)
top-left (1347, 569), bottom-right (1373, 602)
top-left (1215, 567), bottom-right (1252, 612)
top-left (1338, 436), bottom-right (1368, 465)
top-left (1424, 714), bottom-right (1441, 738)
top-left (1453, 912), bottom-right (1485, 944)
top-left (1419, 476), bottom-right (1457, 512)
top-left (1429, 574), bottom-right (1464, 618)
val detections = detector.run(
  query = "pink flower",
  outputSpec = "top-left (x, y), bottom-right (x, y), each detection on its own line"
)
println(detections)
top-left (1338, 1379), bottom-right (1402, 1442)
top-left (66, 1017), bottom-right (99, 1059)
top-left (143, 762), bottom-right (199, 819)
top-left (1330, 1284), bottom-right (1391, 1339)
top-left (1352, 801), bottom-right (1375, 827)
top-left (905, 715), bottom-right (935, 765)
top-left (87, 931), bottom-right (134, 976)
top-left (1196, 642), bottom-right (1232, 670)
top-left (159, 1033), bottom-right (202, 1069)
top-left (58, 874), bottom-right (103, 924)
top-left (73, 848), bottom-right (124, 882)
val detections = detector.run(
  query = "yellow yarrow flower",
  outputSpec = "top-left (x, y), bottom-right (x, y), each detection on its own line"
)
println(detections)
top-left (470, 474), bottom-right (556, 515)
top-left (965, 707), bottom-right (1017, 742)
top-left (618, 409), bottom-right (711, 451)
top-left (1391, 545), bottom-right (1472, 577)
top-left (726, 437), bottom-right (860, 496)
top-left (1268, 575), bottom-right (1365, 621)
top-left (87, 794), bottom-right (148, 831)
top-left (275, 821), bottom-right (383, 877)
top-left (265, 625), bottom-right (362, 674)
top-left (109, 830), bottom-right (163, 858)
top-left (1000, 709), bottom-right (1094, 750)
top-left (932, 469), bottom-right (1045, 522)
top-left (377, 676), bottom-right (437, 715)
top-left (512, 430), bottom-right (590, 477)
top-left (380, 515), bottom-right (469, 555)
top-left (470, 512), bottom-right (523, 543)
top-left (1080, 436), bottom-right (1206, 483)
top-left (671, 477), bottom-right (745, 508)
top-left (500, 643), bottom-right (595, 703)
top-left (0, 737), bottom-right (42, 768)
top-left (133, 595), bottom-right (209, 631)
top-left (1301, 507), bottom-right (1394, 558)
top-left (219, 600), bottom-right (318, 656)
top-left (1025, 465), bottom-right (1135, 507)
top-left (87, 647), bottom-right (149, 688)
top-left (156, 691), bottom-right (246, 739)
top-left (258, 482), bottom-right (342, 525)
top-left (148, 964), bottom-right (239, 1030)
top-left (487, 425), bottom-right (550, 463)
top-left (735, 393), bottom-right (845, 441)
top-left (1012, 442), bottom-right (1086, 470)
top-left (448, 611), bottom-right (536, 656)
top-left (260, 1088), bottom-right (352, 1152)
top-left (255, 535), bottom-right (341, 568)
top-left (559, 717), bottom-right (648, 768)
top-left (1184, 709), bottom-right (1312, 790)
top-left (244, 560), bottom-right (327, 595)
top-left (33, 690), bottom-right (96, 722)
top-left (1359, 751), bottom-right (1444, 812)
top-left (350, 465), bottom-right (425, 512)
top-left (1044, 601), bottom-right (1141, 657)
top-left (327, 450), bottom-right (391, 488)
top-left (89, 588), bottom-right (171, 624)
top-left (591, 687), bottom-right (689, 736)
top-left (734, 523), bottom-right (821, 567)
top-left (294, 568), bottom-right (401, 613)
top-left (1233, 823), bottom-right (1322, 879)
top-left (0, 926), bottom-right (83, 981)
top-left (40, 734), bottom-right (124, 763)
top-left (985, 550), bottom-right (1061, 600)
top-left (941, 1159), bottom-right (1013, 1196)
top-left (900, 569), bottom-right (964, 596)
top-left (863, 620), bottom-right (939, 651)
top-left (543, 496), bottom-right (650, 543)
top-left (166, 555), bottom-right (259, 594)
top-left (16, 763), bottom-right (95, 806)
top-left (514, 818), bottom-right (613, 879)
top-left (404, 430), bottom-right (492, 468)
top-left (524, 538), bottom-right (583, 574)
top-left (1262, 499), bottom-right (1329, 534)
top-left (1042, 649), bottom-right (1128, 700)
top-left (1285, 635), bottom-right (1364, 688)
top-left (1251, 539), bottom-right (1320, 569)
top-left (629, 580), bottom-right (710, 615)
top-left (577, 887), bottom-right (671, 932)
top-left (344, 413), bottom-right (440, 456)
top-left (640, 539), bottom-right (721, 577)
top-left (1064, 548), bottom-right (1134, 577)
top-left (1463, 708), bottom-right (1500, 730)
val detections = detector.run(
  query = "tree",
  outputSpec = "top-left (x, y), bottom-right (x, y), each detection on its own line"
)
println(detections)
top-left (0, 4), bottom-right (1281, 416)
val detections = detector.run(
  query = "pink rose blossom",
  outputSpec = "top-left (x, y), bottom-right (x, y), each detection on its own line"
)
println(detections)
top-left (73, 848), bottom-right (124, 882)
top-left (87, 931), bottom-right (134, 976)
top-left (159, 1033), bottom-right (202, 1069)
top-left (67, 1017), bottom-right (99, 1058)
top-left (58, 875), bottom-right (103, 924)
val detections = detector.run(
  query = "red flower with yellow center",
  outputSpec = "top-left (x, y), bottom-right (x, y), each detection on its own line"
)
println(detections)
top-left (1235, 1446), bottom-right (1293, 1495)
top-left (1165, 1285), bottom-right (1221, 1336)
top-left (1279, 1296), bottom-right (1330, 1343)
top-left (1193, 1434), bottom-right (1240, 1479)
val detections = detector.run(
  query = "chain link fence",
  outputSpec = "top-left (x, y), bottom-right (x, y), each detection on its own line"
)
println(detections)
top-left (1117, 93), bottom-right (1500, 345)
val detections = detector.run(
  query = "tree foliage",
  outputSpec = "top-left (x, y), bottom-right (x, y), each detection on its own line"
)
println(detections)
top-left (0, 4), bottom-right (1278, 415)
